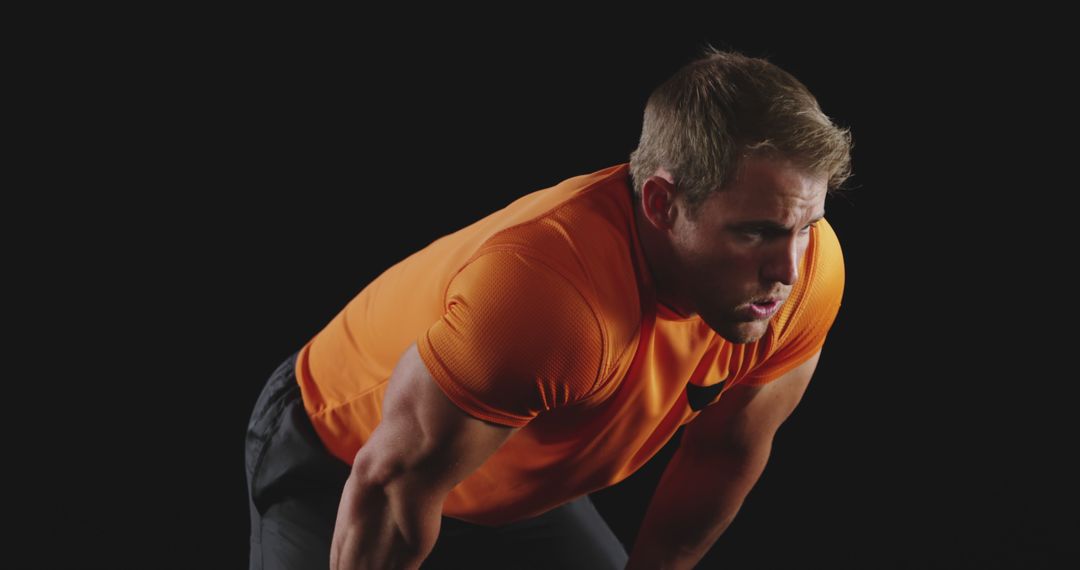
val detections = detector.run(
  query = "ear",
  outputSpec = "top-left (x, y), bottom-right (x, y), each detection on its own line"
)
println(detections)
top-left (640, 175), bottom-right (680, 231)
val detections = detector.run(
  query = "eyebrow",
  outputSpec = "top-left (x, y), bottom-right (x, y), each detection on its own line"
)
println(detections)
top-left (730, 213), bottom-right (826, 231)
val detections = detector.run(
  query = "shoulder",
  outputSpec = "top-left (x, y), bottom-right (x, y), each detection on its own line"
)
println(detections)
top-left (809, 218), bottom-right (844, 290)
top-left (777, 218), bottom-right (845, 338)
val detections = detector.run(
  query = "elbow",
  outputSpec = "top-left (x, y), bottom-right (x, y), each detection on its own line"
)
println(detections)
top-left (710, 419), bottom-right (778, 461)
top-left (351, 445), bottom-right (408, 489)
top-left (350, 440), bottom-right (448, 500)
top-left (721, 433), bottom-right (773, 460)
top-left (693, 433), bottom-right (774, 476)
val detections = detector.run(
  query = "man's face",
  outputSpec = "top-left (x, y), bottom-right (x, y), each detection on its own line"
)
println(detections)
top-left (670, 156), bottom-right (828, 343)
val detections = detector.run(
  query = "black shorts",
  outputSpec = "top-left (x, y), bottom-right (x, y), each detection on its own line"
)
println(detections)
top-left (245, 351), bottom-right (628, 569)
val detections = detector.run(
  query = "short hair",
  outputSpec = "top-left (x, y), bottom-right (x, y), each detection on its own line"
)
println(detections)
top-left (629, 46), bottom-right (853, 219)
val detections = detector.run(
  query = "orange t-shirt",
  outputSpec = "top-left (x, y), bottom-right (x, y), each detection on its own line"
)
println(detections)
top-left (295, 163), bottom-right (844, 525)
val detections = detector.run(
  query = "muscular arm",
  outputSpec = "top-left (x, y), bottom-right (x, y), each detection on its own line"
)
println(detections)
top-left (626, 350), bottom-right (822, 570)
top-left (329, 342), bottom-right (517, 570)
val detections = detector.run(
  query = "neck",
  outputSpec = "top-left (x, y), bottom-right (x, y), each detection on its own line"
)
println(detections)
top-left (631, 191), bottom-right (693, 318)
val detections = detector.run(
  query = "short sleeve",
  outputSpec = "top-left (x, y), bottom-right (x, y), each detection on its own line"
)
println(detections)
top-left (740, 220), bottom-right (845, 387)
top-left (416, 248), bottom-right (605, 427)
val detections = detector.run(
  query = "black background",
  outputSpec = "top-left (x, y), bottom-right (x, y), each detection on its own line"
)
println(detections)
top-left (14, 10), bottom-right (1075, 569)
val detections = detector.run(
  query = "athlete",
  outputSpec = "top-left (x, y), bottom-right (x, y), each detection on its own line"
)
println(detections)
top-left (245, 46), bottom-right (853, 570)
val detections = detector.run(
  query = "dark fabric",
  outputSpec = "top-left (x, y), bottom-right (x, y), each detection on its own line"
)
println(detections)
top-left (246, 351), bottom-right (349, 570)
top-left (246, 352), bottom-right (629, 570)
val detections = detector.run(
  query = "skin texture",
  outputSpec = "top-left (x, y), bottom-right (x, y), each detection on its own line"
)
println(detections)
top-left (329, 343), bottom-right (517, 569)
top-left (634, 154), bottom-right (828, 344)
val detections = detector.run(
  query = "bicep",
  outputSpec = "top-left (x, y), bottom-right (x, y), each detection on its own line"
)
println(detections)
top-left (354, 342), bottom-right (518, 494)
top-left (683, 349), bottom-right (821, 455)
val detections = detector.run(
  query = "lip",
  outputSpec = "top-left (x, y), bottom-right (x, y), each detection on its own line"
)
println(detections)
top-left (745, 298), bottom-right (783, 320)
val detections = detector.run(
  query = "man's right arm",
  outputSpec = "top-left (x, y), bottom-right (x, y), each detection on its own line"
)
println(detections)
top-left (329, 341), bottom-right (518, 570)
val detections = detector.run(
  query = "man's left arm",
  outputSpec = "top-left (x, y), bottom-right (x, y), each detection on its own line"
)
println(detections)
top-left (625, 349), bottom-right (822, 570)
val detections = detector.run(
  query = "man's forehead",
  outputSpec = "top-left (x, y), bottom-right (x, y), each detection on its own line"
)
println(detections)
top-left (711, 177), bottom-right (827, 220)
top-left (724, 209), bottom-right (826, 229)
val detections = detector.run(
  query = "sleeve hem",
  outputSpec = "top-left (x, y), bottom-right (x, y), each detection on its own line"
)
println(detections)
top-left (416, 332), bottom-right (533, 428)
top-left (473, 244), bottom-right (609, 399)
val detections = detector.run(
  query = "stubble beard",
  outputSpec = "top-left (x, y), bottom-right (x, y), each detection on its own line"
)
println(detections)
top-left (703, 311), bottom-right (770, 344)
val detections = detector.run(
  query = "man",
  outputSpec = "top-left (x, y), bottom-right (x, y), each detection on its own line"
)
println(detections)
top-left (245, 47), bottom-right (852, 569)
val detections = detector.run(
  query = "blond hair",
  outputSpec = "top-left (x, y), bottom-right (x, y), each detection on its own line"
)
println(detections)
top-left (629, 47), bottom-right (853, 219)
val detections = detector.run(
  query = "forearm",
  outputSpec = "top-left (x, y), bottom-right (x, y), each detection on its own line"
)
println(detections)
top-left (330, 467), bottom-right (444, 570)
top-left (626, 441), bottom-right (771, 570)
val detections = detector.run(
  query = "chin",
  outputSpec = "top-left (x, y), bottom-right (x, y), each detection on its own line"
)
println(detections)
top-left (708, 319), bottom-right (769, 344)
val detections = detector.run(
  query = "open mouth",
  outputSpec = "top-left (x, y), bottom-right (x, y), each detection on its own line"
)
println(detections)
top-left (747, 298), bottom-right (782, 319)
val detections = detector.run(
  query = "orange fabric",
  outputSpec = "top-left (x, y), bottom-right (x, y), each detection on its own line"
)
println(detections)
top-left (295, 163), bottom-right (844, 525)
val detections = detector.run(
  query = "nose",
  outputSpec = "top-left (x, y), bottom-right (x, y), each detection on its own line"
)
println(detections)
top-left (762, 236), bottom-right (800, 286)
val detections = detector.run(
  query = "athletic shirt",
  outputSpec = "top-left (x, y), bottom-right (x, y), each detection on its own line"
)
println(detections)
top-left (294, 163), bottom-right (845, 525)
